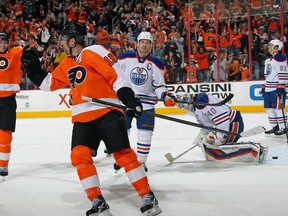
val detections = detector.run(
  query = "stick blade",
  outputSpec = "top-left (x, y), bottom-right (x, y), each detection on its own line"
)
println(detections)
top-left (164, 153), bottom-right (175, 163)
top-left (241, 126), bottom-right (266, 137)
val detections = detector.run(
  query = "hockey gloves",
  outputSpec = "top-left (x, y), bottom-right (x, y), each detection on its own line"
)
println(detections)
top-left (175, 93), bottom-right (195, 111)
top-left (37, 28), bottom-right (51, 49)
top-left (261, 84), bottom-right (265, 97)
top-left (161, 91), bottom-right (176, 107)
top-left (21, 46), bottom-right (48, 87)
top-left (276, 84), bottom-right (286, 95)
top-left (117, 87), bottom-right (143, 118)
top-left (206, 132), bottom-right (228, 146)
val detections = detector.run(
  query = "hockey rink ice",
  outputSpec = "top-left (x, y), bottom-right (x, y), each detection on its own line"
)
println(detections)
top-left (1, 113), bottom-right (288, 216)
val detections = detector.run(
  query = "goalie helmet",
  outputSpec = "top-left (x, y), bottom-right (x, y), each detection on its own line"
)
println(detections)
top-left (61, 21), bottom-right (87, 45)
top-left (268, 39), bottom-right (283, 54)
top-left (0, 32), bottom-right (9, 43)
top-left (137, 31), bottom-right (153, 44)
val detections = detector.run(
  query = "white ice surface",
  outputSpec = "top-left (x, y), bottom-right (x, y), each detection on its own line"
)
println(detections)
top-left (1, 113), bottom-right (288, 216)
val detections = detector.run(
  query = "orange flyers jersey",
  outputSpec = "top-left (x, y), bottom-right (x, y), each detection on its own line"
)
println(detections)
top-left (40, 45), bottom-right (131, 123)
top-left (0, 47), bottom-right (23, 98)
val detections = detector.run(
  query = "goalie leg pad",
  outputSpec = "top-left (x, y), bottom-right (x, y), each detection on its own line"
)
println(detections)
top-left (201, 141), bottom-right (267, 163)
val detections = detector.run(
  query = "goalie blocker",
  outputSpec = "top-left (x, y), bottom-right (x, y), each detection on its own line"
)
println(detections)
top-left (200, 141), bottom-right (268, 163)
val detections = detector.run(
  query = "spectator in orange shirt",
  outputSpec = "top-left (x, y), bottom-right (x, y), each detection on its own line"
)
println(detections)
top-left (202, 27), bottom-right (217, 53)
top-left (219, 30), bottom-right (230, 51)
top-left (227, 20), bottom-right (243, 56)
top-left (194, 46), bottom-right (210, 82)
top-left (96, 25), bottom-right (111, 49)
top-left (227, 56), bottom-right (241, 81)
top-left (65, 2), bottom-right (78, 22)
top-left (240, 63), bottom-right (249, 81)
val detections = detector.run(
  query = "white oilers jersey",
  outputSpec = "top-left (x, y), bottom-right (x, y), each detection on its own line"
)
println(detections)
top-left (119, 51), bottom-right (168, 110)
top-left (264, 53), bottom-right (288, 92)
top-left (191, 93), bottom-right (237, 137)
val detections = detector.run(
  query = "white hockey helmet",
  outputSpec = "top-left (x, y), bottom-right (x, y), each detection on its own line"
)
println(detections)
top-left (137, 31), bottom-right (153, 44)
top-left (268, 39), bottom-right (283, 54)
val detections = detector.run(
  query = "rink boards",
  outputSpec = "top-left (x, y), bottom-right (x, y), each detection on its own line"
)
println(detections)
top-left (16, 81), bottom-right (287, 118)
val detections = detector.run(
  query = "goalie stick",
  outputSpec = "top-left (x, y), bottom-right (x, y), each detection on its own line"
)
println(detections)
top-left (82, 96), bottom-right (265, 138)
top-left (139, 93), bottom-right (234, 106)
top-left (165, 144), bottom-right (199, 163)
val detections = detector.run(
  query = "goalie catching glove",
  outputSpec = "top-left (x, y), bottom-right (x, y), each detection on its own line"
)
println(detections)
top-left (205, 131), bottom-right (228, 146)
top-left (117, 87), bottom-right (143, 118)
top-left (21, 46), bottom-right (48, 87)
top-left (176, 93), bottom-right (194, 111)
top-left (161, 91), bottom-right (176, 107)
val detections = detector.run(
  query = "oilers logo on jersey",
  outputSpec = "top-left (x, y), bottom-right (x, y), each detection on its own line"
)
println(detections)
top-left (0, 57), bottom-right (9, 70)
top-left (130, 66), bottom-right (148, 85)
top-left (266, 64), bottom-right (272, 75)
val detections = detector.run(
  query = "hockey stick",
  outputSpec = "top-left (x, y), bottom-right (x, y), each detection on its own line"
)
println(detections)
top-left (82, 96), bottom-right (264, 138)
top-left (165, 144), bottom-right (199, 163)
top-left (280, 94), bottom-right (288, 144)
top-left (164, 131), bottom-right (204, 163)
top-left (139, 93), bottom-right (234, 106)
top-left (82, 96), bottom-right (240, 137)
top-left (240, 126), bottom-right (266, 137)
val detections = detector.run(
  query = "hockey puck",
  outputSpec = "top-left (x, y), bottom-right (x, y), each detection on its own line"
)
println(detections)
top-left (272, 156), bottom-right (278, 159)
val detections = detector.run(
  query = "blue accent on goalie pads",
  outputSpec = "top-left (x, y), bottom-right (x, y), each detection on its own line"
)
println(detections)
top-left (203, 144), bottom-right (258, 160)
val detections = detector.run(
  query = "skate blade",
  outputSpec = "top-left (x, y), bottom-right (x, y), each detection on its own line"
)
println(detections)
top-left (143, 205), bottom-right (162, 216)
top-left (89, 209), bottom-right (113, 216)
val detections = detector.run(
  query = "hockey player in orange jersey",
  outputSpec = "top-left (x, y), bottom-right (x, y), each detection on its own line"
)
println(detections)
top-left (20, 22), bottom-right (162, 216)
top-left (0, 31), bottom-right (49, 179)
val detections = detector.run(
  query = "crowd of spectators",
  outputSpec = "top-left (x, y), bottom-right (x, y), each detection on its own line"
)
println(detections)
top-left (0, 0), bottom-right (288, 89)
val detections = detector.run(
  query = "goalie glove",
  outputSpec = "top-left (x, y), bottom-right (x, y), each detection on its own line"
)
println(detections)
top-left (206, 131), bottom-right (228, 146)
top-left (37, 28), bottom-right (51, 49)
top-left (161, 91), bottom-right (176, 107)
top-left (21, 46), bottom-right (48, 87)
top-left (117, 87), bottom-right (143, 118)
top-left (176, 93), bottom-right (195, 112)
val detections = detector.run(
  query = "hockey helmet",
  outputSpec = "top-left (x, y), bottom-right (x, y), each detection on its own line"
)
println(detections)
top-left (137, 31), bottom-right (153, 44)
top-left (61, 21), bottom-right (87, 44)
top-left (0, 32), bottom-right (10, 43)
top-left (268, 39), bottom-right (283, 53)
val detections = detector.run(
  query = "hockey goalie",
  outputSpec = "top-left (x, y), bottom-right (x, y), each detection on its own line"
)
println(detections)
top-left (176, 93), bottom-right (268, 163)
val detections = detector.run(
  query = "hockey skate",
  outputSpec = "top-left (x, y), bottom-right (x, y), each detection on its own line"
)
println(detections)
top-left (86, 195), bottom-right (112, 216)
top-left (265, 125), bottom-right (279, 134)
top-left (274, 128), bottom-right (288, 136)
top-left (140, 191), bottom-right (162, 216)
top-left (0, 166), bottom-right (8, 176)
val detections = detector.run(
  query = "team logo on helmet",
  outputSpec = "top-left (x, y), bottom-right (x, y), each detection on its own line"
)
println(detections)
top-left (130, 67), bottom-right (148, 85)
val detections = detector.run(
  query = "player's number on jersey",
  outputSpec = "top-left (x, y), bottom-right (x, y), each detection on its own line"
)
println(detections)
top-left (104, 53), bottom-right (117, 66)
top-left (280, 65), bottom-right (287, 71)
